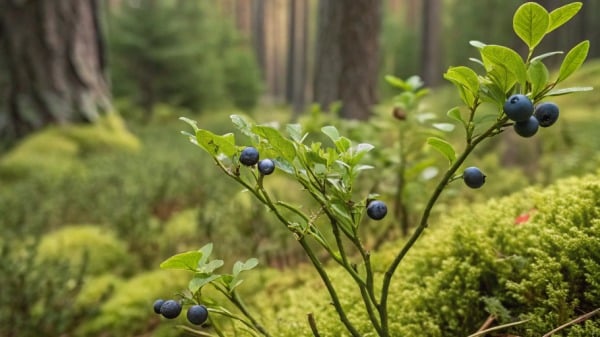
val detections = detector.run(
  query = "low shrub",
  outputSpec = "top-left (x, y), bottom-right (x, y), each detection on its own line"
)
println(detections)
top-left (251, 171), bottom-right (600, 336)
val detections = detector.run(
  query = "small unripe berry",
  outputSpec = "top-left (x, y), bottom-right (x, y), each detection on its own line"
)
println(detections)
top-left (367, 200), bottom-right (387, 220)
top-left (187, 304), bottom-right (209, 325)
top-left (258, 159), bottom-right (275, 175)
top-left (534, 102), bottom-right (559, 127)
top-left (513, 116), bottom-right (539, 138)
top-left (503, 94), bottom-right (534, 122)
top-left (240, 147), bottom-right (260, 166)
top-left (153, 299), bottom-right (165, 314)
top-left (463, 167), bottom-right (486, 189)
top-left (160, 299), bottom-right (182, 319)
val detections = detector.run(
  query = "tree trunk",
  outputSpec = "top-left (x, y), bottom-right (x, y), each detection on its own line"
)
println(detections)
top-left (420, 0), bottom-right (443, 86)
top-left (286, 0), bottom-right (308, 115)
top-left (0, 0), bottom-right (111, 144)
top-left (314, 0), bottom-right (381, 119)
top-left (313, 0), bottom-right (342, 112)
top-left (338, 0), bottom-right (381, 119)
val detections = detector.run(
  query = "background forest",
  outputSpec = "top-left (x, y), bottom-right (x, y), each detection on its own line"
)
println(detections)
top-left (0, 1), bottom-right (598, 336)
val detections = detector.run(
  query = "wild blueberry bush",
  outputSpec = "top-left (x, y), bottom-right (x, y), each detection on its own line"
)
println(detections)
top-left (157, 2), bottom-right (593, 336)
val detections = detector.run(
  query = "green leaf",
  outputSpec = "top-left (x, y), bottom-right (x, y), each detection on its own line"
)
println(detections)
top-left (486, 63), bottom-right (516, 95)
top-left (385, 75), bottom-right (411, 91)
top-left (189, 274), bottom-right (221, 293)
top-left (443, 66), bottom-right (479, 107)
top-left (530, 51), bottom-right (563, 63)
top-left (252, 125), bottom-right (296, 161)
top-left (160, 250), bottom-right (202, 271)
top-left (545, 86), bottom-right (593, 96)
top-left (335, 137), bottom-right (352, 153)
top-left (286, 123), bottom-right (304, 142)
top-left (513, 2), bottom-right (549, 49)
top-left (230, 114), bottom-right (255, 138)
top-left (528, 60), bottom-right (549, 98)
top-left (481, 45), bottom-right (527, 86)
top-left (321, 125), bottom-right (340, 142)
top-left (547, 2), bottom-right (582, 33)
top-left (427, 137), bottom-right (456, 164)
top-left (432, 123), bottom-right (455, 132)
top-left (232, 258), bottom-right (259, 277)
top-left (180, 117), bottom-right (200, 132)
top-left (557, 40), bottom-right (589, 83)
top-left (196, 129), bottom-right (236, 157)
top-left (446, 107), bottom-right (465, 126)
top-left (198, 259), bottom-right (224, 274)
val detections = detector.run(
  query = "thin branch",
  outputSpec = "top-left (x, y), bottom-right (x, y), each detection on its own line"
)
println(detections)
top-left (542, 308), bottom-right (600, 337)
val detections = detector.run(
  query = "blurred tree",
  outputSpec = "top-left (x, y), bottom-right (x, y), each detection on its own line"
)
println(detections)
top-left (420, 0), bottom-right (443, 86)
top-left (0, 0), bottom-right (111, 145)
top-left (286, 0), bottom-right (309, 114)
top-left (314, 0), bottom-right (382, 120)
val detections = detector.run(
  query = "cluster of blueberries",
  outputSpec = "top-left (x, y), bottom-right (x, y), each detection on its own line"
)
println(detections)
top-left (240, 146), bottom-right (389, 221)
top-left (153, 299), bottom-right (208, 325)
top-left (462, 95), bottom-right (560, 189)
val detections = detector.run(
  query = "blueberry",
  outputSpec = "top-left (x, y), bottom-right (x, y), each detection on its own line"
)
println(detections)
top-left (153, 299), bottom-right (165, 314)
top-left (187, 304), bottom-right (209, 325)
top-left (463, 167), bottom-right (486, 189)
top-left (258, 159), bottom-right (275, 175)
top-left (240, 147), bottom-right (260, 166)
top-left (513, 116), bottom-right (539, 138)
top-left (534, 102), bottom-right (559, 127)
top-left (366, 200), bottom-right (387, 220)
top-left (160, 299), bottom-right (182, 319)
top-left (503, 94), bottom-right (534, 122)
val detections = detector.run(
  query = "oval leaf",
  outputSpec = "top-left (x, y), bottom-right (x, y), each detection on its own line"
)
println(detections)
top-left (557, 40), bottom-right (589, 83)
top-left (427, 137), bottom-right (456, 164)
top-left (446, 107), bottom-right (465, 126)
top-left (528, 60), bottom-right (549, 98)
top-left (513, 2), bottom-right (549, 49)
top-left (547, 2), bottom-right (582, 33)
top-left (160, 250), bottom-right (203, 271)
top-left (252, 125), bottom-right (297, 161)
top-left (481, 45), bottom-right (527, 86)
top-left (432, 123), bottom-right (456, 132)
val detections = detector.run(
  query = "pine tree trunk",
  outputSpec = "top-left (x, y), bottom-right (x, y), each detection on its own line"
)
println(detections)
top-left (421, 0), bottom-right (443, 86)
top-left (0, 0), bottom-right (111, 144)
top-left (314, 0), bottom-right (381, 119)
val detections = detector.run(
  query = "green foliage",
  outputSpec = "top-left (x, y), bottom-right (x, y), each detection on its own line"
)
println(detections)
top-left (252, 172), bottom-right (600, 336)
top-left (0, 113), bottom-right (139, 180)
top-left (37, 225), bottom-right (135, 276)
top-left (108, 1), bottom-right (262, 115)
top-left (0, 239), bottom-right (89, 337)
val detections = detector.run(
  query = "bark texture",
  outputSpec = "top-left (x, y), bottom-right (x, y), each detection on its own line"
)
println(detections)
top-left (314, 0), bottom-right (381, 120)
top-left (0, 0), bottom-right (111, 143)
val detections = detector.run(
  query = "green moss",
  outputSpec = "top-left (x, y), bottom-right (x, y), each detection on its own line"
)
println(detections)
top-left (37, 225), bottom-right (135, 276)
top-left (77, 269), bottom-right (188, 337)
top-left (0, 113), bottom-right (139, 181)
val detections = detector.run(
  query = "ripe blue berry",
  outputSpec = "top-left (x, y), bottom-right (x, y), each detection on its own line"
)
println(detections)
top-left (153, 299), bottom-right (165, 314)
top-left (258, 159), bottom-right (275, 175)
top-left (503, 94), bottom-right (534, 122)
top-left (240, 147), bottom-right (260, 166)
top-left (187, 304), bottom-right (209, 325)
top-left (513, 116), bottom-right (539, 138)
top-left (463, 167), bottom-right (486, 189)
top-left (160, 299), bottom-right (182, 319)
top-left (534, 102), bottom-right (559, 127)
top-left (367, 200), bottom-right (387, 220)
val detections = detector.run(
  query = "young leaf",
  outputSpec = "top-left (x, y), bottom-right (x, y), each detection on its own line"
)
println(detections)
top-left (547, 2), bottom-right (582, 34)
top-left (286, 123), bottom-right (304, 143)
top-left (384, 75), bottom-right (411, 91)
top-left (528, 60), bottom-right (549, 98)
top-left (180, 117), bottom-right (200, 132)
top-left (444, 66), bottom-right (479, 107)
top-left (198, 259), bottom-right (224, 274)
top-left (481, 45), bottom-right (527, 86)
top-left (530, 51), bottom-right (563, 63)
top-left (545, 86), bottom-right (593, 96)
top-left (196, 130), bottom-right (237, 157)
top-left (160, 250), bottom-right (203, 271)
top-left (426, 137), bottom-right (456, 164)
top-left (252, 125), bottom-right (297, 161)
top-left (432, 123), bottom-right (456, 132)
top-left (232, 258), bottom-right (259, 276)
top-left (513, 2), bottom-right (549, 49)
top-left (469, 40), bottom-right (487, 49)
top-left (321, 125), bottom-right (340, 142)
top-left (230, 114), bottom-right (255, 138)
top-left (189, 274), bottom-right (221, 293)
top-left (557, 40), bottom-right (589, 83)
top-left (446, 107), bottom-right (465, 126)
